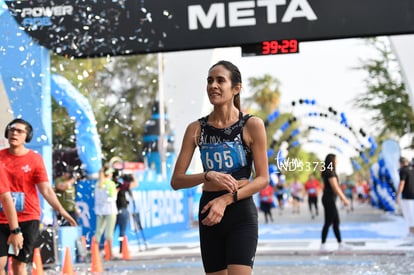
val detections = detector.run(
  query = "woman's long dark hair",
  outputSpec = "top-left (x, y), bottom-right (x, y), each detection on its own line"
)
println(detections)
top-left (209, 60), bottom-right (242, 110)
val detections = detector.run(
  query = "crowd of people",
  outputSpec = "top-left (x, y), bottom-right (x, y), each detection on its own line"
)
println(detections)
top-left (54, 158), bottom-right (139, 260)
top-left (258, 166), bottom-right (372, 222)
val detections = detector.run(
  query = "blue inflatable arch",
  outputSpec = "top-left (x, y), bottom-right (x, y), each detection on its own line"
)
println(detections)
top-left (51, 74), bottom-right (102, 176)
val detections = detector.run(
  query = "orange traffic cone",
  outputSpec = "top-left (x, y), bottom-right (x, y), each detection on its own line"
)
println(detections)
top-left (62, 246), bottom-right (75, 275)
top-left (7, 256), bottom-right (13, 275)
top-left (121, 236), bottom-right (131, 260)
top-left (90, 240), bottom-right (103, 273)
top-left (104, 240), bottom-right (111, 261)
top-left (32, 247), bottom-right (44, 275)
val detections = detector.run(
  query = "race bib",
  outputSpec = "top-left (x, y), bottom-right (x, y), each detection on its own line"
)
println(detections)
top-left (200, 141), bottom-right (247, 173)
top-left (0, 192), bottom-right (25, 212)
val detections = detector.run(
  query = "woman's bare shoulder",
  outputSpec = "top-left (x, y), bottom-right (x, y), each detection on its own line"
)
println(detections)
top-left (186, 120), bottom-right (202, 131)
top-left (244, 114), bottom-right (265, 129)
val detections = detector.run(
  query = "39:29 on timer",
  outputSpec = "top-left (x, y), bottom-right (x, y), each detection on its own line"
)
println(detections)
top-left (261, 39), bottom-right (298, 55)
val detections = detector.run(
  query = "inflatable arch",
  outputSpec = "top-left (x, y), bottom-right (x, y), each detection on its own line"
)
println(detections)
top-left (266, 99), bottom-right (378, 172)
top-left (264, 100), bottom-right (399, 212)
top-left (51, 74), bottom-right (102, 176)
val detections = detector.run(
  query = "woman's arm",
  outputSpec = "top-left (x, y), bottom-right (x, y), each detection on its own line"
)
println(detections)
top-left (237, 116), bottom-right (269, 199)
top-left (97, 169), bottom-right (105, 189)
top-left (396, 178), bottom-right (405, 204)
top-left (171, 121), bottom-right (205, 190)
top-left (328, 176), bottom-right (350, 205)
top-left (37, 181), bottom-right (78, 226)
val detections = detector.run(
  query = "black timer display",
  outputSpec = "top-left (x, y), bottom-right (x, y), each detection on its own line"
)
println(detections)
top-left (241, 39), bottom-right (299, 57)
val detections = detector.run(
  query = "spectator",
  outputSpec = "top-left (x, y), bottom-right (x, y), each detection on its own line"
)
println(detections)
top-left (259, 184), bottom-right (274, 223)
top-left (397, 157), bottom-right (414, 239)
top-left (290, 176), bottom-right (304, 214)
top-left (94, 164), bottom-right (118, 260)
top-left (356, 179), bottom-right (369, 203)
top-left (305, 173), bottom-right (321, 219)
top-left (54, 171), bottom-right (79, 226)
top-left (113, 170), bottom-right (138, 253)
top-left (341, 175), bottom-right (355, 212)
top-left (274, 176), bottom-right (286, 215)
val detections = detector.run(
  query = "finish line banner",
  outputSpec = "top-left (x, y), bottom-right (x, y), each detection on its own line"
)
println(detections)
top-left (5, 0), bottom-right (414, 58)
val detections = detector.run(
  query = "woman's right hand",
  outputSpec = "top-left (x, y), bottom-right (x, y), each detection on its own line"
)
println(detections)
top-left (205, 171), bottom-right (238, 193)
top-left (342, 197), bottom-right (350, 207)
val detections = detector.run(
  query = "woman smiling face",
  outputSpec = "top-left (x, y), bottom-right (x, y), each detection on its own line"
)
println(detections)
top-left (207, 64), bottom-right (240, 107)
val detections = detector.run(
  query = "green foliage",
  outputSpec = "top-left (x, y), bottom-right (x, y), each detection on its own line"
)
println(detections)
top-left (348, 37), bottom-right (414, 175)
top-left (353, 37), bottom-right (414, 138)
top-left (246, 74), bottom-right (281, 114)
top-left (50, 53), bottom-right (158, 162)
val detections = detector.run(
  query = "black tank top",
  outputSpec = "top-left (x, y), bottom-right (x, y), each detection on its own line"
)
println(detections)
top-left (322, 169), bottom-right (337, 199)
top-left (198, 112), bottom-right (253, 180)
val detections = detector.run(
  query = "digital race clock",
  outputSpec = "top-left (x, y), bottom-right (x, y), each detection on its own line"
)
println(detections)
top-left (241, 39), bottom-right (299, 57)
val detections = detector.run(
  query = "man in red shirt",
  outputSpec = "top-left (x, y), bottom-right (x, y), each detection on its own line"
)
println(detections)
top-left (305, 173), bottom-right (321, 219)
top-left (0, 118), bottom-right (77, 275)
top-left (259, 184), bottom-right (274, 223)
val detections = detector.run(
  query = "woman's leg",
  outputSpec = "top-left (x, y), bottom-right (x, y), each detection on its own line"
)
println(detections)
top-left (117, 208), bottom-right (129, 252)
top-left (94, 215), bottom-right (106, 245)
top-left (321, 197), bottom-right (335, 244)
top-left (331, 205), bottom-right (342, 243)
top-left (104, 214), bottom-right (118, 259)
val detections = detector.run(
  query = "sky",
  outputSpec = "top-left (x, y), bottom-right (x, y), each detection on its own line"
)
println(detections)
top-left (231, 38), bottom-right (378, 175)
top-left (238, 38), bottom-right (371, 112)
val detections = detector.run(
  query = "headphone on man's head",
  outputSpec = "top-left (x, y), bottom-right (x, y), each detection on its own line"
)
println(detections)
top-left (4, 118), bottom-right (34, 143)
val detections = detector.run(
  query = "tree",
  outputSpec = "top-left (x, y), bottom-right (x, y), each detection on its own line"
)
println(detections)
top-left (244, 74), bottom-right (282, 154)
top-left (50, 53), bottom-right (159, 162)
top-left (92, 54), bottom-right (158, 162)
top-left (51, 56), bottom-right (108, 150)
top-left (245, 74), bottom-right (321, 182)
top-left (246, 74), bottom-right (281, 116)
top-left (353, 37), bottom-right (414, 138)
